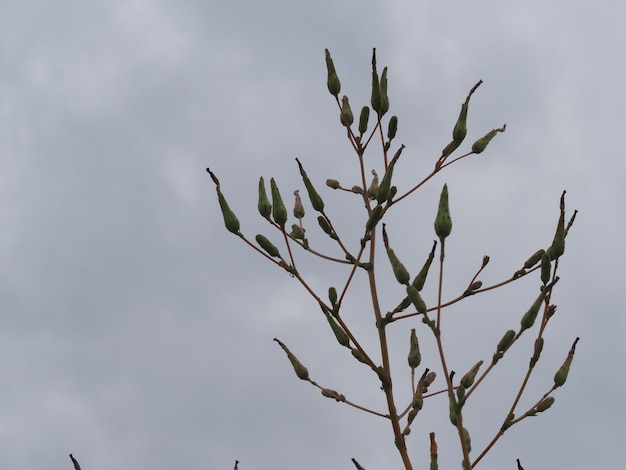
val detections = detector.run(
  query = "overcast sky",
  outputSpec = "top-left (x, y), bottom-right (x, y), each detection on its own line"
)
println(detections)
top-left (1, 1), bottom-right (624, 469)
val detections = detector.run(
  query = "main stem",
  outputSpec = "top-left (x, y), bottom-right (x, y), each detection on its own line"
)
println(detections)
top-left (368, 229), bottom-right (413, 470)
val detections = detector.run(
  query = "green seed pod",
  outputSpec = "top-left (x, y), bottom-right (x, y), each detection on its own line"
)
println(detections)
top-left (520, 289), bottom-right (548, 332)
top-left (412, 241), bottom-right (436, 291)
top-left (387, 115), bottom-right (398, 140)
top-left (462, 427), bottom-right (471, 453)
top-left (317, 215), bottom-right (334, 236)
top-left (554, 337), bottom-right (579, 388)
top-left (216, 187), bottom-right (240, 234)
top-left (379, 67), bottom-right (389, 116)
top-left (540, 251), bottom-right (551, 285)
top-left (328, 287), bottom-right (338, 306)
top-left (460, 360), bottom-right (483, 388)
top-left (358, 106), bottom-right (370, 135)
top-left (295, 158), bottom-right (325, 212)
top-left (407, 328), bottom-right (421, 369)
top-left (471, 125), bottom-right (506, 154)
top-left (377, 165), bottom-right (394, 204)
top-left (257, 177), bottom-right (272, 219)
top-left (530, 337), bottom-right (544, 368)
top-left (273, 338), bottom-right (309, 381)
top-left (440, 140), bottom-right (462, 161)
top-left (324, 48), bottom-right (341, 97)
top-left (292, 190), bottom-right (305, 219)
top-left (255, 234), bottom-right (280, 258)
top-left (449, 397), bottom-right (458, 426)
top-left (325, 312), bottom-right (350, 347)
top-left (326, 179), bottom-right (341, 189)
top-left (270, 178), bottom-right (288, 228)
top-left (452, 101), bottom-right (469, 144)
top-left (351, 348), bottom-right (368, 364)
top-left (370, 49), bottom-right (381, 113)
top-left (406, 285), bottom-right (427, 314)
top-left (367, 170), bottom-right (379, 200)
top-left (547, 191), bottom-right (566, 260)
top-left (340, 95), bottom-right (354, 127)
top-left (434, 184), bottom-right (452, 240)
top-left (523, 249), bottom-right (546, 269)
top-left (535, 396), bottom-right (555, 413)
top-left (386, 185), bottom-right (397, 204)
top-left (496, 329), bottom-right (516, 353)
top-left (366, 205), bottom-right (384, 231)
top-left (383, 225), bottom-right (410, 285)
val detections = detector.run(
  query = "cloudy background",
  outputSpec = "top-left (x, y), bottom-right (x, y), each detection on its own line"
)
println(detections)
top-left (1, 0), bottom-right (623, 468)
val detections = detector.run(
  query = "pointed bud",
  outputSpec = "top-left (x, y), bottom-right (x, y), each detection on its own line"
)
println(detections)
top-left (216, 187), bottom-right (240, 234)
top-left (412, 241), bottom-right (437, 291)
top-left (540, 251), bottom-right (551, 285)
top-left (324, 49), bottom-right (341, 97)
top-left (387, 115), bottom-right (398, 140)
top-left (274, 338), bottom-right (309, 380)
top-left (351, 348), bottom-right (368, 364)
top-left (520, 287), bottom-right (550, 332)
top-left (370, 49), bottom-right (381, 113)
top-left (379, 67), bottom-right (389, 116)
top-left (270, 178), bottom-right (288, 228)
top-left (530, 337), bottom-right (544, 368)
top-left (492, 329), bottom-right (516, 365)
top-left (383, 224), bottom-right (410, 285)
top-left (358, 106), bottom-right (370, 135)
top-left (554, 337), bottom-right (579, 388)
top-left (340, 95), bottom-right (354, 127)
top-left (547, 191), bottom-right (566, 260)
top-left (420, 371), bottom-right (437, 393)
top-left (325, 311), bottom-right (350, 347)
top-left (317, 215), bottom-right (335, 238)
top-left (434, 184), bottom-right (452, 240)
top-left (460, 360), bottom-right (483, 388)
top-left (255, 234), bottom-right (280, 258)
top-left (407, 328), bottom-right (421, 369)
top-left (535, 396), bottom-right (555, 413)
top-left (328, 287), bottom-right (338, 306)
top-left (257, 177), bottom-right (272, 218)
top-left (295, 158), bottom-right (325, 212)
top-left (471, 125), bottom-right (506, 154)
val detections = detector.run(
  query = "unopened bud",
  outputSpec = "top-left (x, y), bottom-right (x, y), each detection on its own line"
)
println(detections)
top-left (358, 106), bottom-right (370, 135)
top-left (383, 224), bottom-right (410, 285)
top-left (273, 338), bottom-right (309, 381)
top-left (216, 187), bottom-right (240, 234)
top-left (257, 177), bottom-right (272, 218)
top-left (520, 288), bottom-right (549, 332)
top-left (351, 348), bottom-right (368, 364)
top-left (350, 185), bottom-right (363, 195)
top-left (523, 249), bottom-right (545, 269)
top-left (547, 191), bottom-right (566, 260)
top-left (340, 95), bottom-right (354, 127)
top-left (379, 67), bottom-right (389, 116)
top-left (530, 337), bottom-right (543, 368)
top-left (317, 216), bottom-right (334, 237)
top-left (367, 170), bottom-right (379, 200)
top-left (326, 179), bottom-right (341, 189)
top-left (324, 49), bottom-right (341, 97)
top-left (407, 328), bottom-right (421, 369)
top-left (290, 224), bottom-right (305, 240)
top-left (554, 337), bottom-right (579, 388)
top-left (370, 49), bottom-right (381, 113)
top-left (387, 115), bottom-right (398, 140)
top-left (325, 312), bottom-right (350, 347)
top-left (328, 287), bottom-right (338, 306)
top-left (321, 388), bottom-right (345, 402)
top-left (460, 360), bottom-right (483, 389)
top-left (255, 234), bottom-right (280, 258)
top-left (407, 285), bottom-right (427, 314)
top-left (292, 190), bottom-right (305, 219)
top-left (540, 251), bottom-right (551, 285)
top-left (462, 427), bottom-right (471, 453)
top-left (535, 396), bottom-right (555, 413)
top-left (412, 241), bottom-right (437, 291)
top-left (434, 184), bottom-right (452, 240)
top-left (471, 125), bottom-right (506, 154)
top-left (295, 158), bottom-right (325, 212)
top-left (421, 371), bottom-right (436, 392)
top-left (270, 178), bottom-right (288, 228)
top-left (493, 329), bottom-right (516, 364)
top-left (366, 205), bottom-right (384, 231)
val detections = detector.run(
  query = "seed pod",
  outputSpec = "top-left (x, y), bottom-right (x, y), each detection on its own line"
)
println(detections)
top-left (495, 329), bottom-right (516, 357)
top-left (535, 396), bottom-right (555, 413)
top-left (328, 287), bottom-right (338, 306)
top-left (321, 388), bottom-right (345, 402)
top-left (460, 360), bottom-right (483, 389)
top-left (434, 184), bottom-right (452, 240)
top-left (462, 427), bottom-right (472, 453)
top-left (530, 337), bottom-right (544, 368)
top-left (440, 140), bottom-right (462, 161)
top-left (520, 289), bottom-right (548, 332)
top-left (295, 158), bottom-right (325, 213)
top-left (523, 249), bottom-right (546, 269)
top-left (412, 241), bottom-right (437, 291)
top-left (292, 190), bottom-right (305, 219)
top-left (540, 251), bottom-right (551, 285)
top-left (449, 397), bottom-right (458, 426)
top-left (547, 191), bottom-right (566, 260)
top-left (421, 371), bottom-right (437, 392)
top-left (366, 205), bottom-right (384, 231)
top-left (273, 338), bottom-right (309, 381)
top-left (257, 177), bottom-right (272, 218)
top-left (255, 234), bottom-right (280, 258)
top-left (324, 48), bottom-right (341, 97)
top-left (383, 225), bottom-right (410, 285)
top-left (367, 170), bottom-right (379, 200)
top-left (379, 67), bottom-right (389, 116)
top-left (350, 185), bottom-right (363, 195)
top-left (471, 125), bottom-right (506, 154)
top-left (452, 101), bottom-right (469, 144)
top-left (377, 165), bottom-right (394, 204)
top-left (407, 285), bottom-right (427, 314)
top-left (326, 179), bottom-right (341, 189)
top-left (358, 106), bottom-right (370, 134)
top-left (216, 187), bottom-right (240, 234)
top-left (407, 328), bottom-right (421, 369)
top-left (317, 215), bottom-right (333, 236)
top-left (387, 116), bottom-right (398, 141)
top-left (370, 49), bottom-right (381, 113)
top-left (270, 178), bottom-right (288, 228)
top-left (351, 348), bottom-right (368, 364)
top-left (554, 337), bottom-right (579, 388)
top-left (340, 95), bottom-right (354, 127)
top-left (325, 312), bottom-right (350, 347)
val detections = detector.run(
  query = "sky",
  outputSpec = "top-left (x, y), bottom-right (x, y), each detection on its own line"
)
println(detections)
top-left (1, 0), bottom-right (624, 469)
